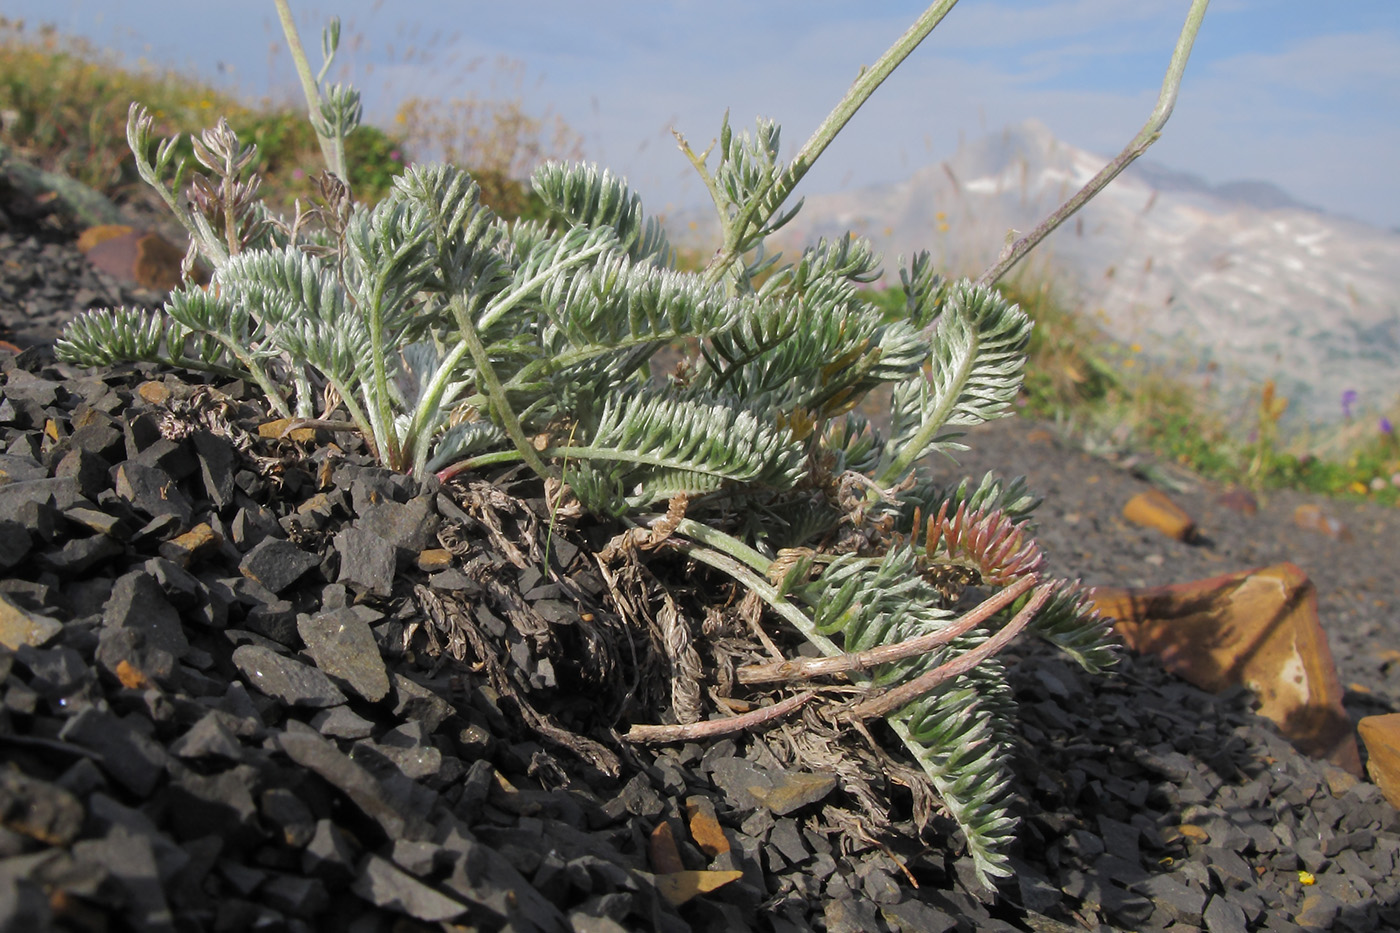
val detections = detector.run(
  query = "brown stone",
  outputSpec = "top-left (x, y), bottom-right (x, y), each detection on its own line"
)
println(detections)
top-left (76, 224), bottom-right (135, 253)
top-left (158, 522), bottom-right (223, 568)
top-left (1293, 504), bottom-right (1350, 540)
top-left (1217, 487), bottom-right (1259, 516)
top-left (1122, 488), bottom-right (1197, 541)
top-left (81, 227), bottom-right (200, 291)
top-left (137, 380), bottom-right (171, 405)
top-left (258, 418), bottom-right (318, 443)
top-left (653, 870), bottom-right (744, 906)
top-left (1091, 563), bottom-right (1361, 775)
top-left (416, 548), bottom-right (454, 572)
top-left (685, 797), bottom-right (730, 858)
top-left (649, 821), bottom-right (686, 875)
top-left (1358, 714), bottom-right (1400, 808)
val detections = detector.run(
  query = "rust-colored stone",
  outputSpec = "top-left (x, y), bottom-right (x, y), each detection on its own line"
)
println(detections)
top-left (1293, 503), bottom-right (1350, 540)
top-left (137, 380), bottom-right (171, 405)
top-left (76, 224), bottom-right (135, 253)
top-left (115, 659), bottom-right (149, 690)
top-left (685, 797), bottom-right (730, 858)
top-left (132, 232), bottom-right (189, 291)
top-left (1217, 487), bottom-right (1259, 516)
top-left (158, 522), bottom-right (222, 568)
top-left (417, 548), bottom-right (454, 572)
top-left (653, 870), bottom-right (744, 906)
top-left (81, 227), bottom-right (203, 291)
top-left (1358, 714), bottom-right (1400, 809)
top-left (649, 821), bottom-right (686, 875)
top-left (1091, 563), bottom-right (1361, 776)
top-left (1122, 488), bottom-right (1197, 541)
top-left (258, 418), bottom-right (317, 443)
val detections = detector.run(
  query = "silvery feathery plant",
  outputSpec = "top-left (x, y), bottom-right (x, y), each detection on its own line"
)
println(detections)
top-left (56, 0), bottom-right (1210, 889)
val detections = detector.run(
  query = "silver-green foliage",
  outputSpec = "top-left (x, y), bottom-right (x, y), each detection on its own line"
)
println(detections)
top-left (54, 1), bottom-right (1213, 891)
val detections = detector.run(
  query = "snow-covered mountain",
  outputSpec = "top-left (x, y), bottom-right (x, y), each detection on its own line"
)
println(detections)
top-left (764, 120), bottom-right (1400, 426)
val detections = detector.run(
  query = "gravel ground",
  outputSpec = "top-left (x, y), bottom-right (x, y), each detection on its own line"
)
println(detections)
top-left (2, 171), bottom-right (1399, 932)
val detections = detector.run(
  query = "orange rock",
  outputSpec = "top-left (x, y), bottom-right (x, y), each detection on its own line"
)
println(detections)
top-left (1293, 504), bottom-right (1349, 540)
top-left (81, 227), bottom-right (199, 291)
top-left (1091, 563), bottom-right (1362, 776)
top-left (684, 797), bottom-right (730, 858)
top-left (137, 380), bottom-right (172, 405)
top-left (132, 231), bottom-right (191, 291)
top-left (1217, 488), bottom-right (1259, 516)
top-left (1358, 714), bottom-right (1400, 808)
top-left (1122, 488), bottom-right (1197, 541)
top-left (653, 870), bottom-right (744, 906)
top-left (416, 548), bottom-right (454, 572)
top-left (258, 418), bottom-right (318, 442)
top-left (76, 224), bottom-right (135, 253)
top-left (158, 522), bottom-right (223, 568)
top-left (649, 821), bottom-right (686, 875)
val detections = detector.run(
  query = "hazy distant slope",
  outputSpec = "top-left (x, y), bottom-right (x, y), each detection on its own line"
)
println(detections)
top-left (769, 120), bottom-right (1400, 425)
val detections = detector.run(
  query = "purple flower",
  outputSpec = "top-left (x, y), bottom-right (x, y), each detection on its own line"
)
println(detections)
top-left (389, 149), bottom-right (401, 162)
top-left (1382, 416), bottom-right (1395, 435)
top-left (1341, 388), bottom-right (1359, 418)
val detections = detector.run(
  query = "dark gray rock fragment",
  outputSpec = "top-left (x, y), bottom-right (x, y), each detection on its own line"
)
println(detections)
top-left (261, 871), bottom-right (329, 918)
top-left (275, 720), bottom-right (417, 840)
top-left (113, 460), bottom-right (192, 526)
top-left (192, 430), bottom-right (236, 507)
top-left (1203, 893), bottom-right (1249, 933)
top-left (390, 672), bottom-right (453, 731)
top-left (239, 537), bottom-right (319, 593)
top-left (334, 526), bottom-right (397, 596)
top-left (70, 826), bottom-right (175, 932)
top-left (58, 708), bottom-right (168, 796)
top-left (164, 763), bottom-right (261, 844)
top-left (0, 520), bottom-right (31, 570)
top-left (311, 704), bottom-right (375, 739)
top-left (170, 712), bottom-right (245, 761)
top-left (357, 495), bottom-right (439, 558)
top-left (231, 644), bottom-right (346, 708)
top-left (298, 608), bottom-right (390, 702)
top-left (104, 570), bottom-right (190, 658)
top-left (302, 819), bottom-right (359, 883)
top-left (1131, 870), bottom-right (1207, 924)
top-left (352, 853), bottom-right (468, 922)
top-left (0, 475), bottom-right (84, 513)
top-left (260, 788), bottom-right (316, 848)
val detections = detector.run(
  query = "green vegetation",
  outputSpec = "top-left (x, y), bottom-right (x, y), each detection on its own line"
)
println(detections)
top-left (0, 16), bottom-right (549, 217)
top-left (865, 276), bottom-right (1400, 506)
top-left (47, 0), bottom-right (1222, 890)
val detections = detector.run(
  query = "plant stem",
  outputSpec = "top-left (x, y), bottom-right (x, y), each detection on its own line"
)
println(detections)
top-left (976, 0), bottom-right (1211, 287)
top-left (737, 574), bottom-right (1036, 684)
top-left (704, 0), bottom-right (962, 286)
top-left (626, 691), bottom-right (816, 743)
top-left (848, 583), bottom-right (1052, 720)
top-left (456, 313), bottom-right (557, 482)
top-left (665, 534), bottom-right (843, 657)
top-left (272, 0), bottom-right (343, 182)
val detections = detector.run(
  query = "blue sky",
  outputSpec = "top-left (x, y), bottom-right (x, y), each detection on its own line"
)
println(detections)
top-left (6, 0), bottom-right (1399, 228)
